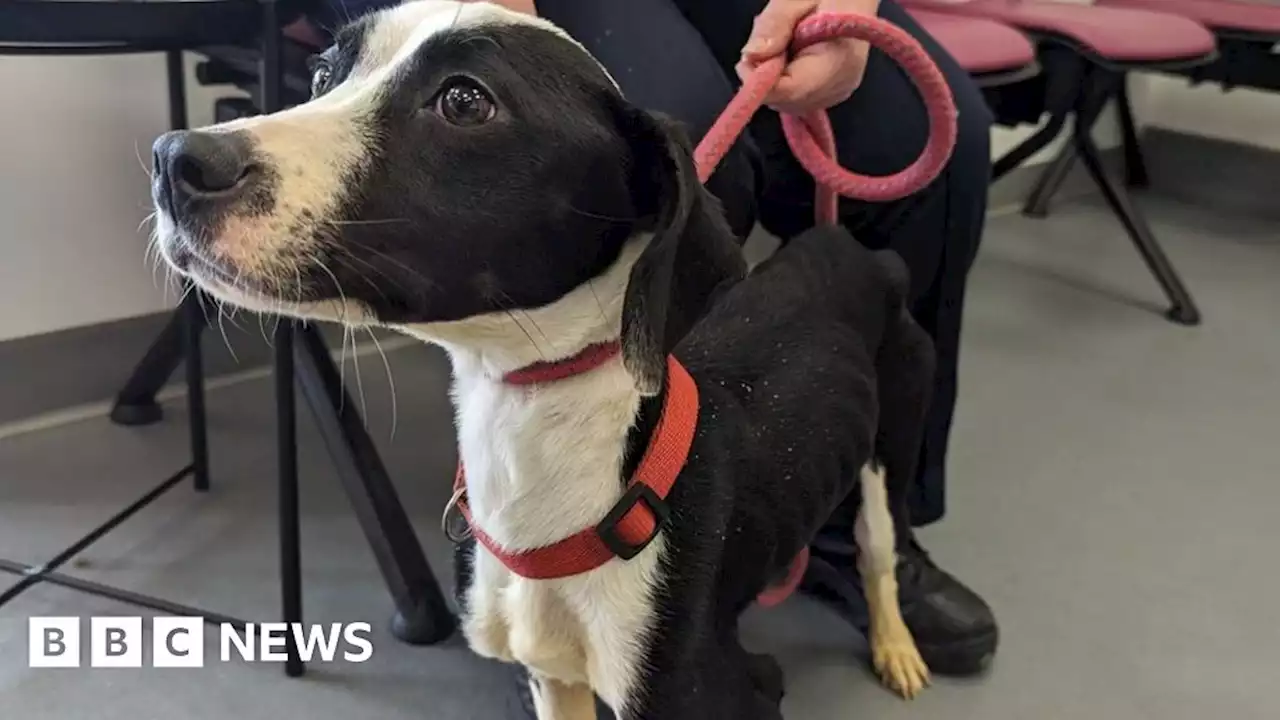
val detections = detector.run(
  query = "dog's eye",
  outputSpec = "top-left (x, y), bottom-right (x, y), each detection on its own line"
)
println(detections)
top-left (311, 64), bottom-right (333, 98)
top-left (434, 79), bottom-right (496, 126)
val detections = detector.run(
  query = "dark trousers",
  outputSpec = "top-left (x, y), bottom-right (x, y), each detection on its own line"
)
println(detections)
top-left (538, 0), bottom-right (992, 526)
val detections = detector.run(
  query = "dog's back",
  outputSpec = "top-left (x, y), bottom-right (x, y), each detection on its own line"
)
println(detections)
top-left (630, 225), bottom-right (927, 716)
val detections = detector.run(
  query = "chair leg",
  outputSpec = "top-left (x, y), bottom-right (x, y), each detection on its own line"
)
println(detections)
top-left (111, 308), bottom-right (189, 426)
top-left (110, 50), bottom-right (193, 428)
top-left (184, 291), bottom-right (210, 491)
top-left (992, 110), bottom-right (1070, 182)
top-left (256, 0), bottom-right (309, 679)
top-left (1075, 72), bottom-right (1200, 326)
top-left (295, 326), bottom-right (457, 645)
top-left (1115, 78), bottom-right (1149, 189)
top-left (1022, 142), bottom-right (1077, 218)
top-left (275, 322), bottom-right (306, 677)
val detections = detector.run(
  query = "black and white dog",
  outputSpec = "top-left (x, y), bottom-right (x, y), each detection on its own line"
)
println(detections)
top-left (150, 2), bottom-right (936, 717)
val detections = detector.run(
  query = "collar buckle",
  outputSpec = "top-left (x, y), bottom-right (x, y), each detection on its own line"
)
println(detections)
top-left (595, 482), bottom-right (671, 561)
top-left (442, 487), bottom-right (473, 544)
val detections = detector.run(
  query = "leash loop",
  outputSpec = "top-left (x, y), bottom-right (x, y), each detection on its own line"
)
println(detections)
top-left (694, 13), bottom-right (959, 224)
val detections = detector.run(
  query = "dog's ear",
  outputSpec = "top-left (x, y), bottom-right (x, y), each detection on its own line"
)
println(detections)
top-left (615, 106), bottom-right (700, 396)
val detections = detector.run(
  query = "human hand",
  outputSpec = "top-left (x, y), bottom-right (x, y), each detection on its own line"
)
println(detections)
top-left (736, 0), bottom-right (880, 114)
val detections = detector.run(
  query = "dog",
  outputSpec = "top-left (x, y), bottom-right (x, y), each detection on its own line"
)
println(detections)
top-left (149, 2), bottom-right (936, 717)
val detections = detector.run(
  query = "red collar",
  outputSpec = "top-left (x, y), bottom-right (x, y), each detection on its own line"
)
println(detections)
top-left (501, 341), bottom-right (622, 385)
top-left (446, 351), bottom-right (698, 580)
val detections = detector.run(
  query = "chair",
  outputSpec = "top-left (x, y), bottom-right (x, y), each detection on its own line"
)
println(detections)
top-left (0, 0), bottom-right (455, 676)
top-left (903, 0), bottom-right (1218, 325)
top-left (907, 9), bottom-right (1040, 85)
top-left (1058, 0), bottom-right (1280, 217)
top-left (1098, 0), bottom-right (1280, 92)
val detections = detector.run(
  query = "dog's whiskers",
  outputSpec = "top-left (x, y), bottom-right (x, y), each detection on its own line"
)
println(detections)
top-left (146, 231), bottom-right (169, 292)
top-left (214, 297), bottom-right (240, 363)
top-left (329, 218), bottom-right (412, 227)
top-left (133, 140), bottom-right (154, 181)
top-left (519, 310), bottom-right (555, 354)
top-left (366, 328), bottom-right (399, 440)
top-left (347, 244), bottom-right (434, 287)
top-left (461, 34), bottom-right (502, 51)
top-left (191, 286), bottom-right (218, 350)
top-left (313, 257), bottom-right (353, 413)
top-left (256, 305), bottom-right (271, 346)
top-left (138, 211), bottom-right (157, 235)
top-left (586, 279), bottom-right (611, 328)
top-left (494, 288), bottom-right (552, 361)
top-left (348, 325), bottom-right (370, 429)
top-left (566, 204), bottom-right (636, 223)
top-left (503, 310), bottom-right (547, 362)
top-left (331, 254), bottom-right (394, 307)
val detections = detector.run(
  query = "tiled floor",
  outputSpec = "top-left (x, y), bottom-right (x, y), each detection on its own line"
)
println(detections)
top-left (1, 195), bottom-right (1277, 719)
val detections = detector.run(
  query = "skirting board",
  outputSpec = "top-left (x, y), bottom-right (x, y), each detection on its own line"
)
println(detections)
top-left (1138, 127), bottom-right (1280, 222)
top-left (0, 314), bottom-right (402, 429)
top-left (1, 127), bottom-right (1271, 425)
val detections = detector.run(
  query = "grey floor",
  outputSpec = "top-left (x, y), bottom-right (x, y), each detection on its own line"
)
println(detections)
top-left (2, 194), bottom-right (1278, 720)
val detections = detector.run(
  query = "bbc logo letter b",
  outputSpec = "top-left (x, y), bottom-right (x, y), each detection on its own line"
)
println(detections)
top-left (91, 617), bottom-right (143, 668)
top-left (29, 617), bottom-right (81, 668)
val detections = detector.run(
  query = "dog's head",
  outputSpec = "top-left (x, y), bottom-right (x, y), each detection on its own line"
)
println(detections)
top-left (152, 0), bottom-right (737, 392)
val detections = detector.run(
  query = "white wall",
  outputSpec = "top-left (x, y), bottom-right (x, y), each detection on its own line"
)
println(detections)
top-left (0, 53), bottom-right (226, 343)
top-left (0, 51), bottom-right (1275, 344)
top-left (1136, 74), bottom-right (1280, 151)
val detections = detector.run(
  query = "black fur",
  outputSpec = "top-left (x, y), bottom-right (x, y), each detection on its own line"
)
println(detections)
top-left (626, 228), bottom-right (935, 719)
top-left (159, 14), bottom-right (936, 719)
top-left (307, 23), bottom-right (659, 325)
top-left (388, 22), bottom-right (938, 720)
top-left (311, 19), bottom-right (938, 720)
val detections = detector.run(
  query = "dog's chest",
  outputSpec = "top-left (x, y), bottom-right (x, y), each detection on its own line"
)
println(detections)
top-left (452, 367), bottom-right (664, 708)
top-left (463, 546), bottom-right (665, 708)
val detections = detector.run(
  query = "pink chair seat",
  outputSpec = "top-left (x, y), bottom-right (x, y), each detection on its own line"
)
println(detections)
top-left (902, 0), bottom-right (1217, 62)
top-left (1096, 0), bottom-right (1280, 35)
top-left (908, 9), bottom-right (1037, 72)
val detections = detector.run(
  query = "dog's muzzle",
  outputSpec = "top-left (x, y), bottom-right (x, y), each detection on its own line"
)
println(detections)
top-left (152, 129), bottom-right (259, 223)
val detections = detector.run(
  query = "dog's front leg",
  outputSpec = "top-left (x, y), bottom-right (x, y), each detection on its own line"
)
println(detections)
top-left (855, 463), bottom-right (930, 699)
top-left (528, 674), bottom-right (597, 720)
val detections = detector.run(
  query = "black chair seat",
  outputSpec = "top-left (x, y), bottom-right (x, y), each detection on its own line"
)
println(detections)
top-left (0, 0), bottom-right (265, 52)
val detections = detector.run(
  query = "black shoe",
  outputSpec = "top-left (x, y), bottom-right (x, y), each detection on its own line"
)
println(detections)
top-left (800, 538), bottom-right (998, 676)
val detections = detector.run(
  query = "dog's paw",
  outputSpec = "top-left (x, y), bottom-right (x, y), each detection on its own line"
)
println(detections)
top-left (870, 631), bottom-right (930, 700)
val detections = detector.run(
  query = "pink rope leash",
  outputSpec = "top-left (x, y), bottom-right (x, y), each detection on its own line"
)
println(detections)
top-left (693, 13), bottom-right (959, 225)
top-left (695, 14), bottom-right (957, 608)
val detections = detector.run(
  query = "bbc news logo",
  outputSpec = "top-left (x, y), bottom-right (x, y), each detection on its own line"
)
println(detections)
top-left (29, 617), bottom-right (374, 668)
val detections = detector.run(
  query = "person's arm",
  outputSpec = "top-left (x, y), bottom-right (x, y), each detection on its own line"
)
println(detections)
top-left (737, 0), bottom-right (881, 114)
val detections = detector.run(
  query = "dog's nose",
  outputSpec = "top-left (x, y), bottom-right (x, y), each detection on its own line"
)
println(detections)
top-left (153, 130), bottom-right (256, 210)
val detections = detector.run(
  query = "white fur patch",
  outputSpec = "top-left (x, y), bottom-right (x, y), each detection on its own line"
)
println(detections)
top-left (442, 237), bottom-right (657, 712)
top-left (358, 1), bottom-right (617, 88)
top-left (854, 462), bottom-right (896, 576)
